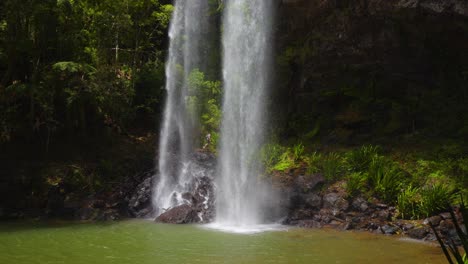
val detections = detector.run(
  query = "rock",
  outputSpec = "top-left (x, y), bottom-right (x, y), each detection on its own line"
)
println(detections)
top-left (323, 192), bottom-right (349, 212)
top-left (75, 207), bottom-right (99, 221)
top-left (352, 197), bottom-right (369, 212)
top-left (343, 221), bottom-right (354, 230)
top-left (181, 192), bottom-right (194, 202)
top-left (96, 209), bottom-right (120, 221)
top-left (377, 210), bottom-right (391, 221)
top-left (397, 0), bottom-right (468, 17)
top-left (128, 177), bottom-right (153, 218)
top-left (423, 215), bottom-right (442, 226)
top-left (381, 224), bottom-right (399, 235)
top-left (439, 212), bottom-right (452, 220)
top-left (402, 223), bottom-right (415, 231)
top-left (304, 193), bottom-right (322, 209)
top-left (289, 194), bottom-right (305, 210)
top-left (287, 209), bottom-right (315, 223)
top-left (297, 220), bottom-right (322, 228)
top-left (423, 232), bottom-right (437, 242)
top-left (293, 174), bottom-right (325, 193)
top-left (376, 203), bottom-right (388, 209)
top-left (155, 204), bottom-right (200, 224)
top-left (152, 175), bottom-right (215, 224)
top-left (322, 215), bottom-right (332, 224)
top-left (191, 151), bottom-right (216, 166)
top-left (408, 227), bottom-right (429, 239)
top-left (191, 176), bottom-right (215, 223)
top-left (329, 220), bottom-right (342, 227)
top-left (367, 222), bottom-right (379, 230)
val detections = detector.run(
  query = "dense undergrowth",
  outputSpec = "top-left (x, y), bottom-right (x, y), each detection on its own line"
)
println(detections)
top-left (261, 141), bottom-right (468, 220)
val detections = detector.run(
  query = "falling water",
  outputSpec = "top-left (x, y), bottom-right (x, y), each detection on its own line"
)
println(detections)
top-left (215, 0), bottom-right (275, 228)
top-left (153, 0), bottom-right (209, 216)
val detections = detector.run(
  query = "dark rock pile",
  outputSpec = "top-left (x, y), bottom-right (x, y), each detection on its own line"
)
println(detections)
top-left (155, 151), bottom-right (216, 224)
top-left (155, 175), bottom-right (215, 224)
top-left (281, 174), bottom-right (465, 244)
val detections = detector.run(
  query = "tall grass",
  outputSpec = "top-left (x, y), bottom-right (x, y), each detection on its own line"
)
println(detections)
top-left (345, 144), bottom-right (380, 172)
top-left (419, 184), bottom-right (455, 218)
top-left (397, 185), bottom-right (421, 219)
top-left (322, 152), bottom-right (343, 181)
top-left (305, 152), bottom-right (322, 174)
top-left (367, 156), bottom-right (404, 203)
top-left (259, 143), bottom-right (286, 172)
top-left (398, 184), bottom-right (456, 219)
top-left (345, 172), bottom-right (367, 197)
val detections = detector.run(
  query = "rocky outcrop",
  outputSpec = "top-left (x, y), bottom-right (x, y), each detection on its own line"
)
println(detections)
top-left (154, 175), bottom-right (215, 224)
top-left (397, 0), bottom-right (468, 16)
top-left (282, 179), bottom-right (465, 244)
top-left (152, 150), bottom-right (216, 224)
top-left (127, 177), bottom-right (154, 218)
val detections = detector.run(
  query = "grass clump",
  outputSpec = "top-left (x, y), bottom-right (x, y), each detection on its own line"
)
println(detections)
top-left (345, 172), bottom-right (367, 197)
top-left (260, 142), bottom-right (305, 173)
top-left (305, 151), bottom-right (344, 181)
top-left (367, 156), bottom-right (405, 203)
top-left (260, 143), bottom-right (286, 172)
top-left (345, 144), bottom-right (380, 172)
top-left (397, 184), bottom-right (456, 219)
top-left (419, 184), bottom-right (455, 218)
top-left (305, 152), bottom-right (322, 174)
top-left (397, 185), bottom-right (421, 219)
top-left (322, 152), bottom-right (344, 181)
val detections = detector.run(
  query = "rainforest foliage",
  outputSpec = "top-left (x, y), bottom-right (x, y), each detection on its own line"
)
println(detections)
top-left (0, 0), bottom-right (175, 145)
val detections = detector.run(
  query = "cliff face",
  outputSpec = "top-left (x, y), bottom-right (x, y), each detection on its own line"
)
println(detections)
top-left (275, 0), bottom-right (468, 142)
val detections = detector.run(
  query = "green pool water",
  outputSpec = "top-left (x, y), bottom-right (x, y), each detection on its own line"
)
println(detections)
top-left (0, 220), bottom-right (445, 264)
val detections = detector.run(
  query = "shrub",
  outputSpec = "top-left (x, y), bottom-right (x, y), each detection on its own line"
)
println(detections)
top-left (419, 184), bottom-right (455, 218)
top-left (322, 152), bottom-right (343, 181)
top-left (260, 143), bottom-right (287, 172)
top-left (292, 142), bottom-right (305, 161)
top-left (272, 151), bottom-right (297, 172)
top-left (305, 152), bottom-right (322, 174)
top-left (346, 172), bottom-right (367, 197)
top-left (367, 156), bottom-right (404, 203)
top-left (397, 185), bottom-right (421, 219)
top-left (345, 144), bottom-right (380, 172)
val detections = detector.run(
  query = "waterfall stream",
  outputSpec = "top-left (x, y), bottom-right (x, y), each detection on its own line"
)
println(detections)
top-left (153, 0), bottom-right (209, 216)
top-left (214, 0), bottom-right (275, 228)
top-left (153, 0), bottom-right (276, 229)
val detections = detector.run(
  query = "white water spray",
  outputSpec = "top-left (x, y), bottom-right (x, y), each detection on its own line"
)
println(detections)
top-left (214, 0), bottom-right (275, 228)
top-left (153, 0), bottom-right (209, 216)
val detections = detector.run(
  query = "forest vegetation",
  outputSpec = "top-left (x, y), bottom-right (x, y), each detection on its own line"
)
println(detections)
top-left (0, 0), bottom-right (467, 226)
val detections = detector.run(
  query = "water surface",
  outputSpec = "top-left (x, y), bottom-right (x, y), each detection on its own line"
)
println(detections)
top-left (0, 220), bottom-right (444, 264)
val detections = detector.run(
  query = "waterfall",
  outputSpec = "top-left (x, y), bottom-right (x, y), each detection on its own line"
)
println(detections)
top-left (215, 0), bottom-right (275, 227)
top-left (153, 0), bottom-right (209, 216)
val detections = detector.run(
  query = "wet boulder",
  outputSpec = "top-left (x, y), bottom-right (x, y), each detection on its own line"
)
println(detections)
top-left (155, 204), bottom-right (200, 224)
top-left (408, 227), bottom-right (429, 239)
